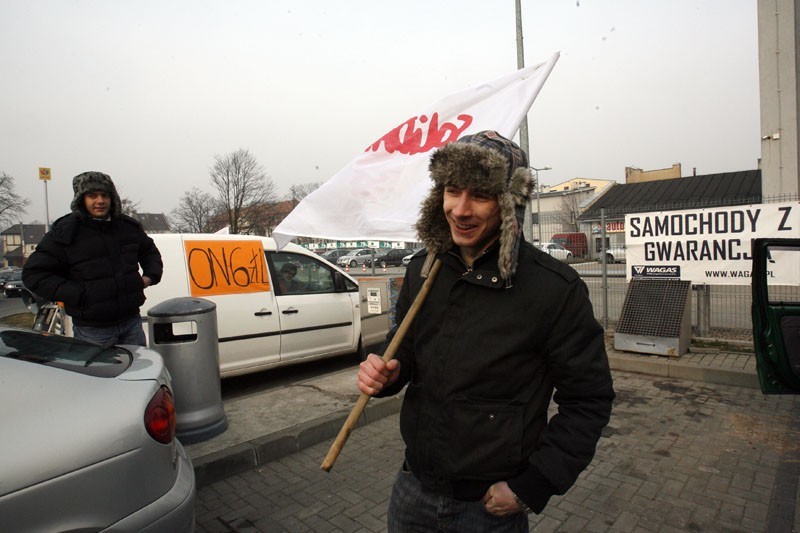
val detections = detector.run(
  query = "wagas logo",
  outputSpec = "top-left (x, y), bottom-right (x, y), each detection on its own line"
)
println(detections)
top-left (632, 265), bottom-right (680, 278)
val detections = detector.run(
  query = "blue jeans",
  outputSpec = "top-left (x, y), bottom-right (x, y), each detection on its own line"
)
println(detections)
top-left (387, 467), bottom-right (528, 533)
top-left (73, 316), bottom-right (147, 347)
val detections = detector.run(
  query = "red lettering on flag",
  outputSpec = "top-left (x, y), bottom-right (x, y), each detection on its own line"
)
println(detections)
top-left (366, 113), bottom-right (473, 155)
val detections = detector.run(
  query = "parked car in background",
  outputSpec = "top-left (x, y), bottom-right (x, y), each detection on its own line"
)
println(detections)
top-left (144, 234), bottom-right (374, 378)
top-left (2, 270), bottom-right (25, 297)
top-left (551, 232), bottom-right (589, 258)
top-left (402, 249), bottom-right (424, 267)
top-left (0, 326), bottom-right (196, 531)
top-left (0, 267), bottom-right (21, 287)
top-left (319, 248), bottom-right (352, 263)
top-left (535, 242), bottom-right (573, 261)
top-left (25, 234), bottom-right (381, 379)
top-left (365, 248), bottom-right (416, 268)
top-left (604, 243), bottom-right (627, 264)
top-left (337, 248), bottom-right (378, 268)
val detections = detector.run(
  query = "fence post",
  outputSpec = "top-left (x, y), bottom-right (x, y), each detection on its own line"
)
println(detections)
top-left (694, 284), bottom-right (711, 337)
top-left (601, 208), bottom-right (609, 329)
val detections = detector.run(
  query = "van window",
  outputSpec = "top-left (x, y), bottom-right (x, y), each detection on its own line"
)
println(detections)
top-left (268, 252), bottom-right (355, 295)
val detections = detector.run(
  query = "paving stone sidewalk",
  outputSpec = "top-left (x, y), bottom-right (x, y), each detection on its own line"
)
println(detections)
top-left (195, 370), bottom-right (800, 532)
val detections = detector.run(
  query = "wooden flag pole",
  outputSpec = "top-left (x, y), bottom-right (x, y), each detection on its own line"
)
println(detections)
top-left (321, 258), bottom-right (442, 472)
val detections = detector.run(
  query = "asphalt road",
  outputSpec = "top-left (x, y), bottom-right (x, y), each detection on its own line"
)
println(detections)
top-left (219, 351), bottom-right (367, 403)
top-left (0, 294), bottom-right (27, 318)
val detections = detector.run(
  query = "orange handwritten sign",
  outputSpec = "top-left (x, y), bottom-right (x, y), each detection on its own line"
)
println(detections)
top-left (184, 240), bottom-right (271, 297)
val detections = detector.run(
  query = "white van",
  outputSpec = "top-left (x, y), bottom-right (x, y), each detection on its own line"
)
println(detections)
top-left (143, 234), bottom-right (369, 378)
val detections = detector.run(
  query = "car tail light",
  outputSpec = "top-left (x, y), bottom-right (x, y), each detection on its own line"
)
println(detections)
top-left (144, 385), bottom-right (176, 444)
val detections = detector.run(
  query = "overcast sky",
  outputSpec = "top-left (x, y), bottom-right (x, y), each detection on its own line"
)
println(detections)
top-left (0, 0), bottom-right (760, 226)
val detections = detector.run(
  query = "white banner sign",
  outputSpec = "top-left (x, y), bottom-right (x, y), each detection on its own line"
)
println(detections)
top-left (625, 202), bottom-right (799, 285)
top-left (273, 53), bottom-right (560, 249)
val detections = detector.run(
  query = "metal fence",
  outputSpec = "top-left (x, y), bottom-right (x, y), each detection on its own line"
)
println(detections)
top-left (533, 193), bottom-right (800, 343)
top-left (579, 264), bottom-right (773, 342)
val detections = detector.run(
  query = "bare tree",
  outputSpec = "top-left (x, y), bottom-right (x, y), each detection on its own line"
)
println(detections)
top-left (209, 149), bottom-right (276, 234)
top-left (171, 187), bottom-right (221, 233)
top-left (0, 172), bottom-right (30, 229)
top-left (120, 197), bottom-right (140, 216)
top-left (287, 182), bottom-right (322, 205)
top-left (554, 194), bottom-right (581, 232)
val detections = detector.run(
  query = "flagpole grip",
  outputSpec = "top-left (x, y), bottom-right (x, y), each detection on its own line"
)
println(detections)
top-left (321, 258), bottom-right (442, 472)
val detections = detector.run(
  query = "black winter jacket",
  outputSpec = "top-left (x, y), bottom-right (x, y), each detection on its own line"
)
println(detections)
top-left (22, 213), bottom-right (163, 327)
top-left (378, 240), bottom-right (614, 513)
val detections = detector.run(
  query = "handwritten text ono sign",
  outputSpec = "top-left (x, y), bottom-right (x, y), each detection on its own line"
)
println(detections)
top-left (184, 240), bottom-right (271, 297)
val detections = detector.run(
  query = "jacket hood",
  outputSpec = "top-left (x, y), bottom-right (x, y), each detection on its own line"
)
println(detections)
top-left (70, 171), bottom-right (122, 218)
top-left (416, 131), bottom-right (533, 283)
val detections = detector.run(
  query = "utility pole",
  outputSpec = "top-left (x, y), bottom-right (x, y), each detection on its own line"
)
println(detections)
top-left (515, 0), bottom-right (533, 243)
top-left (38, 167), bottom-right (52, 232)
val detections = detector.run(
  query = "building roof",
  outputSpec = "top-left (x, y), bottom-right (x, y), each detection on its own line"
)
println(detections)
top-left (578, 170), bottom-right (761, 221)
top-left (0, 223), bottom-right (47, 243)
top-left (131, 213), bottom-right (171, 233)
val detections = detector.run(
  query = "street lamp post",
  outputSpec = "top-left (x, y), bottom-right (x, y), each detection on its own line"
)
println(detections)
top-left (531, 166), bottom-right (551, 244)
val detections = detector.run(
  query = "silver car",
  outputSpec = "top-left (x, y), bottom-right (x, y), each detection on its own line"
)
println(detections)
top-left (604, 244), bottom-right (627, 264)
top-left (535, 242), bottom-right (573, 261)
top-left (0, 326), bottom-right (196, 532)
top-left (402, 249), bottom-right (423, 267)
top-left (319, 248), bottom-right (352, 263)
top-left (336, 248), bottom-right (376, 268)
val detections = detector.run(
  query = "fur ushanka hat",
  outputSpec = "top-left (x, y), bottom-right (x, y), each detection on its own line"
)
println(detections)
top-left (70, 171), bottom-right (123, 218)
top-left (416, 130), bottom-right (534, 283)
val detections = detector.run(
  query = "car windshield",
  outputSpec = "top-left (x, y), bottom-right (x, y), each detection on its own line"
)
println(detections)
top-left (0, 327), bottom-right (132, 378)
top-left (6, 271), bottom-right (22, 281)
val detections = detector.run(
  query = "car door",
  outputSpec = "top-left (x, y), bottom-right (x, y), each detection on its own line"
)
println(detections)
top-left (751, 238), bottom-right (800, 393)
top-left (184, 238), bottom-right (283, 376)
top-left (546, 243), bottom-right (561, 259)
top-left (144, 235), bottom-right (282, 377)
top-left (267, 251), bottom-right (359, 363)
top-left (356, 249), bottom-right (373, 265)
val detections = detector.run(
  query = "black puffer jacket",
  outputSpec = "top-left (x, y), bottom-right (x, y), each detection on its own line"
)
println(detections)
top-left (23, 213), bottom-right (163, 327)
top-left (378, 240), bottom-right (614, 513)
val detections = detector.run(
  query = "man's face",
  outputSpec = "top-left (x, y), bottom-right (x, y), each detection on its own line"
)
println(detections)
top-left (443, 185), bottom-right (501, 261)
top-left (84, 191), bottom-right (111, 218)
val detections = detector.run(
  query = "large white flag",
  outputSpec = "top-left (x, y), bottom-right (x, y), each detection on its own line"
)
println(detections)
top-left (274, 52), bottom-right (560, 249)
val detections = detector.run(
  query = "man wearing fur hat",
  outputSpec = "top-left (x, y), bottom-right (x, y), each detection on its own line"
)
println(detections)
top-left (23, 171), bottom-right (162, 347)
top-left (358, 131), bottom-right (614, 531)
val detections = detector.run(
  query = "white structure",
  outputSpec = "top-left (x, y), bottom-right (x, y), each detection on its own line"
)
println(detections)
top-left (758, 0), bottom-right (800, 197)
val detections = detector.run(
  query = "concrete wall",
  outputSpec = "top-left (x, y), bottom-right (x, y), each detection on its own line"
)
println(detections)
top-left (758, 0), bottom-right (800, 197)
top-left (625, 164), bottom-right (682, 184)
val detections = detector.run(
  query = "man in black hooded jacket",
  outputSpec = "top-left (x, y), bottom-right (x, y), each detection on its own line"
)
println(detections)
top-left (358, 131), bottom-right (614, 532)
top-left (23, 171), bottom-right (162, 346)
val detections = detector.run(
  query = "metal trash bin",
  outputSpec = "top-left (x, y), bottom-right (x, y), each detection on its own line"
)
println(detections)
top-left (147, 297), bottom-right (227, 444)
